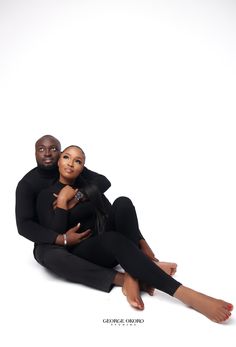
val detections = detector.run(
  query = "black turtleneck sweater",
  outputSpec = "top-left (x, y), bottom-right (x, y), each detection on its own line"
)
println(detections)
top-left (15, 166), bottom-right (111, 244)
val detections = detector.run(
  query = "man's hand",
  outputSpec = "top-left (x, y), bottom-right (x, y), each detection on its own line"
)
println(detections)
top-left (55, 223), bottom-right (92, 246)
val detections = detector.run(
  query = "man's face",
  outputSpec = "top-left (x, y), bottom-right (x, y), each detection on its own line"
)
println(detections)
top-left (35, 137), bottom-right (61, 169)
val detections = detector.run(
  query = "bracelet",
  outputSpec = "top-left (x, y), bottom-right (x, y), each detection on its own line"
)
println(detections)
top-left (63, 233), bottom-right (67, 246)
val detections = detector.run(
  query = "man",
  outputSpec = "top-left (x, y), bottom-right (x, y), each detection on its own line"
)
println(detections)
top-left (16, 134), bottom-right (123, 291)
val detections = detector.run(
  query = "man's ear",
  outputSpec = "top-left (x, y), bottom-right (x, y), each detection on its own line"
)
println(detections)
top-left (57, 153), bottom-right (62, 167)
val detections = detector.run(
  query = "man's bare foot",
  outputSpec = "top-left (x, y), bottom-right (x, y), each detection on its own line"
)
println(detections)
top-left (122, 273), bottom-right (144, 310)
top-left (140, 282), bottom-right (155, 296)
top-left (174, 285), bottom-right (233, 323)
top-left (154, 261), bottom-right (177, 276)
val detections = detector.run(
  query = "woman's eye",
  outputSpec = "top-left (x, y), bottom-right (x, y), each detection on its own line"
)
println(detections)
top-left (75, 160), bottom-right (82, 164)
top-left (63, 155), bottom-right (69, 159)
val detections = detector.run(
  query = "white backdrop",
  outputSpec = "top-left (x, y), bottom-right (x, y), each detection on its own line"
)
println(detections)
top-left (0, 1), bottom-right (235, 346)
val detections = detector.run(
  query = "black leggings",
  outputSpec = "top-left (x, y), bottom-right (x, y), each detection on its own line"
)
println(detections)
top-left (70, 197), bottom-right (182, 296)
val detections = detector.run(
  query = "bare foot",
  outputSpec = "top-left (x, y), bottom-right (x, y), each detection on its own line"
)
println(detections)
top-left (174, 285), bottom-right (233, 323)
top-left (140, 282), bottom-right (155, 296)
top-left (155, 261), bottom-right (177, 276)
top-left (122, 273), bottom-right (144, 310)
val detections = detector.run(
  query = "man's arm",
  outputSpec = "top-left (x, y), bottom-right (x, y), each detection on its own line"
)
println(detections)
top-left (15, 180), bottom-right (58, 244)
top-left (81, 167), bottom-right (111, 193)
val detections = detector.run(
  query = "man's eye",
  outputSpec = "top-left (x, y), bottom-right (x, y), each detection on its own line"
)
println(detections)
top-left (50, 147), bottom-right (57, 152)
top-left (38, 148), bottom-right (44, 152)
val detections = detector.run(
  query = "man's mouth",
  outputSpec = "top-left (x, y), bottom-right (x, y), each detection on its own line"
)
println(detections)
top-left (43, 159), bottom-right (53, 164)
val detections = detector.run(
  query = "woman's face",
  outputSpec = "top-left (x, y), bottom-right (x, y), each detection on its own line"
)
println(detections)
top-left (58, 146), bottom-right (85, 184)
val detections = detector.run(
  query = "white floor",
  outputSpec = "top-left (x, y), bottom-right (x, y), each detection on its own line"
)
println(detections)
top-left (2, 224), bottom-right (235, 347)
top-left (1, 1), bottom-right (236, 346)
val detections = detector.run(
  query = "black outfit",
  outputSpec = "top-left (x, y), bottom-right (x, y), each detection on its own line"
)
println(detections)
top-left (37, 181), bottom-right (182, 296)
top-left (16, 166), bottom-right (117, 292)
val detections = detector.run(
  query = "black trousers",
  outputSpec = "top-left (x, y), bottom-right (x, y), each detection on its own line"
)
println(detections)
top-left (70, 197), bottom-right (182, 296)
top-left (34, 197), bottom-right (181, 295)
top-left (33, 196), bottom-right (141, 292)
top-left (34, 243), bottom-right (116, 292)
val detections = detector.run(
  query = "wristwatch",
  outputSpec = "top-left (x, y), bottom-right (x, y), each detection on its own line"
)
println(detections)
top-left (75, 191), bottom-right (84, 201)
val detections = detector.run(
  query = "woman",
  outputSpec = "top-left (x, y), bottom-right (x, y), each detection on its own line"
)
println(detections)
top-left (37, 145), bottom-right (233, 322)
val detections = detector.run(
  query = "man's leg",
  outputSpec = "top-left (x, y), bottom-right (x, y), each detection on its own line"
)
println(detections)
top-left (33, 244), bottom-right (118, 292)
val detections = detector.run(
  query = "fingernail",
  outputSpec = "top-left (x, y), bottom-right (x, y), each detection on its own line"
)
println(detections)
top-left (77, 223), bottom-right (80, 226)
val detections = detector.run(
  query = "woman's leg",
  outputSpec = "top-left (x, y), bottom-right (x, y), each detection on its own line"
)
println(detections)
top-left (108, 196), bottom-right (143, 245)
top-left (98, 232), bottom-right (233, 322)
top-left (98, 231), bottom-right (181, 295)
top-left (71, 232), bottom-right (181, 295)
top-left (71, 232), bottom-right (233, 321)
top-left (109, 197), bottom-right (177, 276)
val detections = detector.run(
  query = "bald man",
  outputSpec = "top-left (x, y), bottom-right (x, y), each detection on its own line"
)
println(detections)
top-left (16, 135), bottom-right (124, 292)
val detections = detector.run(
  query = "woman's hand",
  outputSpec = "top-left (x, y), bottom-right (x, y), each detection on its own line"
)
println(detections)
top-left (55, 223), bottom-right (92, 246)
top-left (53, 194), bottom-right (79, 210)
top-left (58, 185), bottom-right (77, 201)
top-left (53, 186), bottom-right (78, 210)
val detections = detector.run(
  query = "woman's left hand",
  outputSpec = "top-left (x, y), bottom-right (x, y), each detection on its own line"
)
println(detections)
top-left (53, 186), bottom-right (78, 210)
top-left (58, 185), bottom-right (78, 202)
top-left (53, 195), bottom-right (79, 210)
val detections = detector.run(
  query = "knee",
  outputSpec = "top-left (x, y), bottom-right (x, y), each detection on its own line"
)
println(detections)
top-left (43, 247), bottom-right (67, 268)
top-left (112, 196), bottom-right (133, 210)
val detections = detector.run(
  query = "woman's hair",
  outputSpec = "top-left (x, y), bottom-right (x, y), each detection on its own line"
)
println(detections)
top-left (61, 145), bottom-right (86, 161)
top-left (77, 175), bottom-right (109, 234)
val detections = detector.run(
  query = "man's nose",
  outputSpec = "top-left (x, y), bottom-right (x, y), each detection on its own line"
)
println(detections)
top-left (44, 149), bottom-right (52, 157)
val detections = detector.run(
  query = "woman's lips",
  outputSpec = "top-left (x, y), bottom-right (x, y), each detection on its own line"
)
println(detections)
top-left (64, 167), bottom-right (74, 173)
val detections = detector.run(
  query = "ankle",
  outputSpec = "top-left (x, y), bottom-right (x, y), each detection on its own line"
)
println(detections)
top-left (113, 272), bottom-right (124, 286)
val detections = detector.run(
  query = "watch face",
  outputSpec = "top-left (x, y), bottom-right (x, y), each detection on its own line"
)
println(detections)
top-left (75, 191), bottom-right (84, 201)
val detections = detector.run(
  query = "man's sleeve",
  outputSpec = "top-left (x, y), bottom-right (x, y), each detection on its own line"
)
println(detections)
top-left (15, 180), bottom-right (58, 244)
top-left (81, 167), bottom-right (111, 193)
top-left (37, 189), bottom-right (69, 234)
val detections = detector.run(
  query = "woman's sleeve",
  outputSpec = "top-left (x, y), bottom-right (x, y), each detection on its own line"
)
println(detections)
top-left (37, 190), bottom-right (69, 234)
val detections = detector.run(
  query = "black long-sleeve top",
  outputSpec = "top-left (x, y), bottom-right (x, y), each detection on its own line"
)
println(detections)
top-left (15, 166), bottom-right (111, 244)
top-left (37, 181), bottom-right (99, 235)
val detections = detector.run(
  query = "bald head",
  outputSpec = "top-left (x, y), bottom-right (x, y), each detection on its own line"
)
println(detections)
top-left (35, 135), bottom-right (61, 150)
top-left (35, 135), bottom-right (61, 169)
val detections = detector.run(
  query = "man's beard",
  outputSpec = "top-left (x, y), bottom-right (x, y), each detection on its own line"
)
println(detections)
top-left (37, 161), bottom-right (58, 171)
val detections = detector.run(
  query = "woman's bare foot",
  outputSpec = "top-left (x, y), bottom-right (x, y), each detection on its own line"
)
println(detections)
top-left (154, 261), bottom-right (177, 276)
top-left (174, 285), bottom-right (233, 323)
top-left (122, 273), bottom-right (144, 310)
